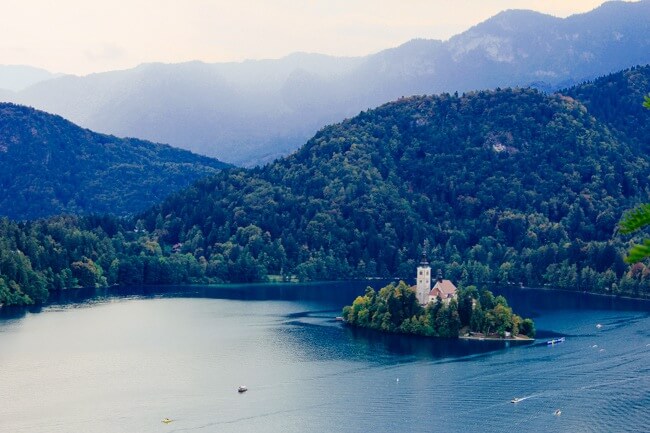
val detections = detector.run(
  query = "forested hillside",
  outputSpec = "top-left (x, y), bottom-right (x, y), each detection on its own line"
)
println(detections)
top-left (0, 103), bottom-right (228, 220)
top-left (2, 70), bottom-right (650, 307)
top-left (564, 65), bottom-right (650, 151)
top-left (0, 214), bottom-right (222, 305)
top-left (138, 84), bottom-right (650, 296)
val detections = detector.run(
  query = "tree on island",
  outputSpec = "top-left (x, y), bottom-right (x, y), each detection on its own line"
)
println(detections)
top-left (342, 282), bottom-right (535, 339)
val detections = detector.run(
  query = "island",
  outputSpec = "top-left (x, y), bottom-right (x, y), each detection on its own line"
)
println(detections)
top-left (342, 253), bottom-right (535, 340)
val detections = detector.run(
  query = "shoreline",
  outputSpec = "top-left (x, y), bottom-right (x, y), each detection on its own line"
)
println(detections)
top-left (518, 285), bottom-right (650, 302)
top-left (459, 334), bottom-right (534, 341)
top-left (341, 321), bottom-right (536, 341)
top-left (43, 281), bottom-right (650, 303)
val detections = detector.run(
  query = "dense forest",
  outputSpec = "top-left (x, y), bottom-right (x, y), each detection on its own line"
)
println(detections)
top-left (564, 66), bottom-right (650, 152)
top-left (0, 103), bottom-right (228, 220)
top-left (1, 66), bottom-right (650, 306)
top-left (0, 215), bottom-right (212, 305)
top-left (342, 282), bottom-right (535, 339)
top-left (137, 74), bottom-right (650, 295)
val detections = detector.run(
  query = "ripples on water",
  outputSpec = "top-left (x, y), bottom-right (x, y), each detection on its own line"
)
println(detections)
top-left (0, 282), bottom-right (649, 433)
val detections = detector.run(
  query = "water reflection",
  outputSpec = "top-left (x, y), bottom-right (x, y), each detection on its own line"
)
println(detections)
top-left (3, 281), bottom-right (650, 335)
top-left (0, 303), bottom-right (42, 323)
top-left (43, 280), bottom-right (386, 304)
top-left (1, 282), bottom-right (649, 433)
top-left (345, 325), bottom-right (533, 360)
top-left (495, 286), bottom-right (650, 317)
top-left (274, 306), bottom-right (534, 366)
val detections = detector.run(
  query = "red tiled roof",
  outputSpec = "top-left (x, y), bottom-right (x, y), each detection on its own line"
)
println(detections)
top-left (429, 279), bottom-right (457, 298)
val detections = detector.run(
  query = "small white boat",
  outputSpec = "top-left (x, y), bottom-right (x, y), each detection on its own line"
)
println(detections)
top-left (596, 324), bottom-right (603, 329)
top-left (547, 337), bottom-right (565, 345)
top-left (161, 418), bottom-right (173, 424)
top-left (238, 385), bottom-right (248, 393)
top-left (511, 397), bottom-right (522, 404)
top-left (554, 409), bottom-right (562, 416)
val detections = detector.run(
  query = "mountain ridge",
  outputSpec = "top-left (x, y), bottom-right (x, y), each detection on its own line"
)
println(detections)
top-left (2, 0), bottom-right (649, 165)
top-left (1, 65), bottom-right (650, 306)
top-left (0, 103), bottom-right (229, 220)
top-left (0, 65), bottom-right (63, 92)
top-left (128, 67), bottom-right (650, 297)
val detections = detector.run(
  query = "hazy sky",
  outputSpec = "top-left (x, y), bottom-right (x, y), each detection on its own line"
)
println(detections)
top-left (0, 0), bottom-right (624, 75)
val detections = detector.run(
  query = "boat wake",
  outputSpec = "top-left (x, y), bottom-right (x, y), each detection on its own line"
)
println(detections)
top-left (511, 395), bottom-right (535, 403)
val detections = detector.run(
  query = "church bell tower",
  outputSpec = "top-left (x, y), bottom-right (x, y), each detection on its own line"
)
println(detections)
top-left (416, 251), bottom-right (431, 305)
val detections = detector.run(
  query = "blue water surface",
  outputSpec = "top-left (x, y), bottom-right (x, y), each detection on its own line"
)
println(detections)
top-left (0, 282), bottom-right (648, 433)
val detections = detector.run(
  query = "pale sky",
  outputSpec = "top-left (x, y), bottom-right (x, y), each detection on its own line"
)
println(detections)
top-left (0, 0), bottom-right (626, 75)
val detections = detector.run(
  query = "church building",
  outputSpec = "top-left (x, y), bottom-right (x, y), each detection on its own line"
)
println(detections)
top-left (412, 252), bottom-right (457, 305)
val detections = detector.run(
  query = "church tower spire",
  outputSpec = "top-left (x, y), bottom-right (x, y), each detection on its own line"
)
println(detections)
top-left (415, 249), bottom-right (431, 305)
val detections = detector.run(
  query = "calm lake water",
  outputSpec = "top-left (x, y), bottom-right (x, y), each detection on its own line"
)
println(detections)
top-left (1, 282), bottom-right (649, 433)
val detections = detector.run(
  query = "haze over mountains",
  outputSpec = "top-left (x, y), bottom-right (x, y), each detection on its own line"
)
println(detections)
top-left (2, 64), bottom-right (649, 306)
top-left (0, 65), bottom-right (61, 92)
top-left (130, 65), bottom-right (650, 294)
top-left (2, 0), bottom-right (649, 166)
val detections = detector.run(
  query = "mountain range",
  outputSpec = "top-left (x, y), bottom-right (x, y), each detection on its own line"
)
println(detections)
top-left (132, 65), bottom-right (650, 293)
top-left (2, 0), bottom-right (649, 166)
top-left (0, 103), bottom-right (228, 220)
top-left (1, 64), bottom-right (649, 305)
top-left (0, 65), bottom-right (61, 92)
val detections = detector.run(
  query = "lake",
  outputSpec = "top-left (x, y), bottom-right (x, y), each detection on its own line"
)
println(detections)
top-left (0, 282), bottom-right (649, 433)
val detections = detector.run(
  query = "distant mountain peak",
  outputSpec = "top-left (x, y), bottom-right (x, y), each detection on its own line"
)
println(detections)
top-left (0, 65), bottom-right (63, 92)
top-left (3, 0), bottom-right (649, 166)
